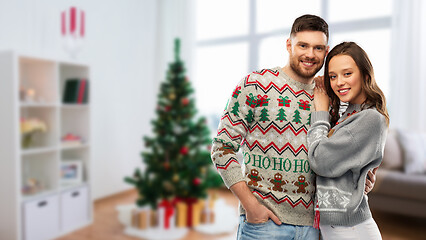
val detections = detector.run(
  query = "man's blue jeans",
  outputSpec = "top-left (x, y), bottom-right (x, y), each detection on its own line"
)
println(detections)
top-left (236, 215), bottom-right (320, 240)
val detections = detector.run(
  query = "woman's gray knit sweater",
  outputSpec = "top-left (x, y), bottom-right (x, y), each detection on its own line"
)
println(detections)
top-left (307, 104), bottom-right (387, 227)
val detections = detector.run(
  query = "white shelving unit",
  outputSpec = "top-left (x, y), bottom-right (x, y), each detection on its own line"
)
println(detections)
top-left (0, 51), bottom-right (92, 240)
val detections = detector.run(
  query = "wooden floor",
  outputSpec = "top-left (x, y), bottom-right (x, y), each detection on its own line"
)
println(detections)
top-left (56, 189), bottom-right (426, 240)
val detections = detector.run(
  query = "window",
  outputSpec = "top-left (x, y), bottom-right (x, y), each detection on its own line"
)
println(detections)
top-left (195, 0), bottom-right (249, 40)
top-left (194, 0), bottom-right (392, 132)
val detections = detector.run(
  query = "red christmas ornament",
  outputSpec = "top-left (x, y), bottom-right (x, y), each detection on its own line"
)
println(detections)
top-left (165, 105), bottom-right (172, 112)
top-left (163, 162), bottom-right (170, 170)
top-left (180, 146), bottom-right (189, 155)
top-left (192, 178), bottom-right (201, 186)
top-left (181, 98), bottom-right (190, 106)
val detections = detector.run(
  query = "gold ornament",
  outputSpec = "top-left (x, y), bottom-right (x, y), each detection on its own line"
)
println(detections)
top-left (163, 181), bottom-right (173, 191)
top-left (173, 174), bottom-right (180, 182)
top-left (169, 93), bottom-right (176, 100)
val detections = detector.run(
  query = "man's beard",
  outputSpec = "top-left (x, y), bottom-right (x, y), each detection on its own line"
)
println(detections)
top-left (290, 57), bottom-right (323, 79)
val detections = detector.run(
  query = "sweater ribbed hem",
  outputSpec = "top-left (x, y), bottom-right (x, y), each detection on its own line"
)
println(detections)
top-left (318, 197), bottom-right (372, 227)
top-left (238, 194), bottom-right (315, 226)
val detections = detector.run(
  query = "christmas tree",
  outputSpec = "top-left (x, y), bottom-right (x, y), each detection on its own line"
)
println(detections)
top-left (231, 102), bottom-right (240, 117)
top-left (292, 109), bottom-right (302, 124)
top-left (307, 113), bottom-right (311, 126)
top-left (124, 39), bottom-right (222, 209)
top-left (259, 108), bottom-right (270, 122)
top-left (245, 109), bottom-right (255, 123)
top-left (276, 108), bottom-right (287, 122)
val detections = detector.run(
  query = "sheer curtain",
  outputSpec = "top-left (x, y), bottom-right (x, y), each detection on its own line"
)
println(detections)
top-left (389, 0), bottom-right (426, 132)
top-left (155, 0), bottom-right (195, 86)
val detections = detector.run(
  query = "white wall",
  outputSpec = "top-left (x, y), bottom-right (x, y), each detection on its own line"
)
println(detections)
top-left (0, 0), bottom-right (160, 200)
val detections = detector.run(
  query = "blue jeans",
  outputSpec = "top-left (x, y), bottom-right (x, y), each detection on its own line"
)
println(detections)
top-left (236, 215), bottom-right (320, 240)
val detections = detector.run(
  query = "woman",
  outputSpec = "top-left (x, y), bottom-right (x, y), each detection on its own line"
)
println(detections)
top-left (308, 42), bottom-right (389, 240)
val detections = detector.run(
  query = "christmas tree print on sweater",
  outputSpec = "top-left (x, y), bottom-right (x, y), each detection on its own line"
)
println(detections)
top-left (245, 109), bottom-right (255, 123)
top-left (292, 109), bottom-right (302, 124)
top-left (231, 102), bottom-right (240, 117)
top-left (211, 67), bottom-right (316, 226)
top-left (307, 113), bottom-right (311, 126)
top-left (276, 96), bottom-right (290, 122)
top-left (260, 108), bottom-right (270, 122)
top-left (276, 108), bottom-right (287, 122)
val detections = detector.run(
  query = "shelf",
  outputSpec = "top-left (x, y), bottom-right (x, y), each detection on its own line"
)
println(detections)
top-left (0, 51), bottom-right (92, 240)
top-left (21, 189), bottom-right (58, 203)
top-left (61, 107), bottom-right (90, 144)
top-left (19, 57), bottom-right (58, 104)
top-left (61, 104), bottom-right (90, 109)
top-left (60, 143), bottom-right (90, 150)
top-left (20, 103), bottom-right (58, 108)
top-left (20, 107), bottom-right (58, 149)
top-left (60, 182), bottom-right (88, 192)
top-left (21, 146), bottom-right (58, 156)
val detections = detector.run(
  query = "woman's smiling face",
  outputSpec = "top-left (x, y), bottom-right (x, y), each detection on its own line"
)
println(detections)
top-left (328, 54), bottom-right (367, 104)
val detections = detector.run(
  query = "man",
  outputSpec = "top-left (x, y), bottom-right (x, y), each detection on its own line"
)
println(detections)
top-left (211, 14), bottom-right (375, 239)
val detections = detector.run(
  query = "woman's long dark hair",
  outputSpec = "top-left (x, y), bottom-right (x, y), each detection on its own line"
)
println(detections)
top-left (324, 42), bottom-right (389, 127)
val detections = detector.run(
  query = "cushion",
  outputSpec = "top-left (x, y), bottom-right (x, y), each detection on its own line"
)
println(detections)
top-left (381, 129), bottom-right (403, 170)
top-left (396, 130), bottom-right (426, 174)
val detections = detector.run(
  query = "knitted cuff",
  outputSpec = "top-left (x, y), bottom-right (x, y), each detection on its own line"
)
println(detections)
top-left (311, 111), bottom-right (330, 124)
top-left (219, 167), bottom-right (245, 189)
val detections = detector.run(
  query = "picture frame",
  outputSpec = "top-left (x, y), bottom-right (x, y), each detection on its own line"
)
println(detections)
top-left (60, 160), bottom-right (83, 185)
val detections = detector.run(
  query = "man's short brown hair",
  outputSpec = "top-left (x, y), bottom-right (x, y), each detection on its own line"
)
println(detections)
top-left (291, 14), bottom-right (329, 41)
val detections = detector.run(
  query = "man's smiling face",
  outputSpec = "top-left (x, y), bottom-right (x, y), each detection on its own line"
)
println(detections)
top-left (287, 30), bottom-right (329, 79)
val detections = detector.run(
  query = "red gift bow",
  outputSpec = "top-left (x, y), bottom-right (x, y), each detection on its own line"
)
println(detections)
top-left (257, 95), bottom-right (268, 101)
top-left (183, 198), bottom-right (198, 227)
top-left (278, 96), bottom-right (291, 106)
top-left (257, 95), bottom-right (269, 106)
top-left (246, 94), bottom-right (257, 107)
top-left (299, 99), bottom-right (310, 109)
top-left (158, 199), bottom-right (175, 229)
top-left (299, 99), bottom-right (309, 104)
top-left (233, 86), bottom-right (241, 97)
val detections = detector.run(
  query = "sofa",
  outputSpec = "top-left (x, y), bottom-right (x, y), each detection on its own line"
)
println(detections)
top-left (368, 129), bottom-right (426, 218)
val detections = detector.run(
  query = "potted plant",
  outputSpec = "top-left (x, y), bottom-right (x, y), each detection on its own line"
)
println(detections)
top-left (20, 118), bottom-right (47, 148)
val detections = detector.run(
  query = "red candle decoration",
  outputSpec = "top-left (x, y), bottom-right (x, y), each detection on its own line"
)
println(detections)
top-left (80, 10), bottom-right (85, 37)
top-left (61, 11), bottom-right (66, 35)
top-left (70, 7), bottom-right (77, 34)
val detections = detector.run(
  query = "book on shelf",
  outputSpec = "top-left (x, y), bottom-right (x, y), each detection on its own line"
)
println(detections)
top-left (63, 78), bottom-right (89, 104)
